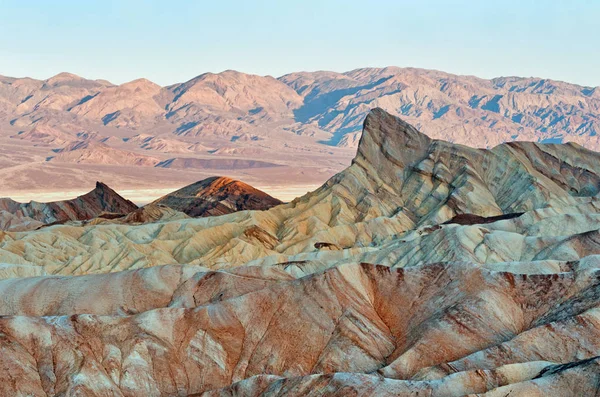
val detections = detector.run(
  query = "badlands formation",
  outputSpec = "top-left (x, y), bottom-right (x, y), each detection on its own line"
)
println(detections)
top-left (0, 176), bottom-right (283, 231)
top-left (0, 109), bottom-right (599, 395)
top-left (153, 176), bottom-right (283, 217)
top-left (0, 182), bottom-right (138, 231)
top-left (0, 67), bottom-right (598, 195)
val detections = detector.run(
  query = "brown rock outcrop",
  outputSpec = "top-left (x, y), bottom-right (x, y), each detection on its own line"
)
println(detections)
top-left (0, 181), bottom-right (137, 230)
top-left (1, 263), bottom-right (600, 395)
top-left (153, 176), bottom-right (283, 217)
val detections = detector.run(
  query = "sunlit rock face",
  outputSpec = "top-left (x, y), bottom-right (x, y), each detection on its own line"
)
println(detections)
top-left (152, 176), bottom-right (283, 217)
top-left (0, 109), bottom-right (599, 396)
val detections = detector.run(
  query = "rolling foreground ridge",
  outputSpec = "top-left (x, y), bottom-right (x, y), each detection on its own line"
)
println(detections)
top-left (0, 109), bottom-right (599, 395)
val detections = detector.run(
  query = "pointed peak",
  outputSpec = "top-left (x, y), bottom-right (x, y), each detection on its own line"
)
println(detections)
top-left (362, 108), bottom-right (423, 134)
top-left (90, 181), bottom-right (126, 198)
top-left (355, 108), bottom-right (431, 170)
top-left (82, 182), bottom-right (138, 211)
top-left (90, 181), bottom-right (119, 196)
top-left (95, 181), bottom-right (109, 190)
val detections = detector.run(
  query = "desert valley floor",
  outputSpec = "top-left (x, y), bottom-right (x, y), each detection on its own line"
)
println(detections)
top-left (0, 108), bottom-right (600, 396)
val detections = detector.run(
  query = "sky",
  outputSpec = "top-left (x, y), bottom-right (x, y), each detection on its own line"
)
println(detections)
top-left (0, 0), bottom-right (598, 87)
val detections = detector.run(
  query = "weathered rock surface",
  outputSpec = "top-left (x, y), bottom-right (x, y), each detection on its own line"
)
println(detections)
top-left (0, 109), bottom-right (599, 395)
top-left (153, 176), bottom-right (283, 217)
top-left (0, 181), bottom-right (138, 230)
top-left (1, 262), bottom-right (600, 395)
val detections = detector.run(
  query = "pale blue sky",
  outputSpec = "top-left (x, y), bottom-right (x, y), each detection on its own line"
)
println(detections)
top-left (0, 0), bottom-right (598, 86)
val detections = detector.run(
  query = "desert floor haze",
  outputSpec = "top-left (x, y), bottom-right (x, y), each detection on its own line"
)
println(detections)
top-left (0, 67), bottom-right (598, 202)
top-left (0, 108), bottom-right (599, 395)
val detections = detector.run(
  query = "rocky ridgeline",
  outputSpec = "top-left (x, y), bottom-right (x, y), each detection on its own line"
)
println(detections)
top-left (0, 182), bottom-right (137, 230)
top-left (2, 68), bottom-right (599, 150)
top-left (0, 177), bottom-right (283, 231)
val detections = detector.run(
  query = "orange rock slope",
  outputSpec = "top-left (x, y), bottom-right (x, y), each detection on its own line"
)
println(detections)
top-left (153, 176), bottom-right (283, 217)
top-left (0, 109), bottom-right (599, 396)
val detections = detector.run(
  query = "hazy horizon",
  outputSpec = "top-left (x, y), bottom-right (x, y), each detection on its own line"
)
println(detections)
top-left (1, 0), bottom-right (599, 87)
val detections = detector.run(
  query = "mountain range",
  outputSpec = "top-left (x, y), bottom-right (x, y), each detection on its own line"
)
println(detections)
top-left (1, 67), bottom-right (598, 197)
top-left (0, 109), bottom-right (599, 395)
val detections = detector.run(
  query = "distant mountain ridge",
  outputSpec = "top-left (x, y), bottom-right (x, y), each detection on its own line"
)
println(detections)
top-left (281, 67), bottom-right (600, 147)
top-left (1, 66), bottom-right (599, 196)
top-left (1, 67), bottom-right (598, 150)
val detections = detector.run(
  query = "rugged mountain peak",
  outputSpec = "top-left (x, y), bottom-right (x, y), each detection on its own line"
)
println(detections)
top-left (80, 181), bottom-right (138, 213)
top-left (355, 107), bottom-right (431, 171)
top-left (168, 70), bottom-right (303, 115)
top-left (92, 180), bottom-right (121, 196)
top-left (315, 108), bottom-right (600, 228)
top-left (0, 182), bottom-right (138, 230)
top-left (152, 176), bottom-right (283, 217)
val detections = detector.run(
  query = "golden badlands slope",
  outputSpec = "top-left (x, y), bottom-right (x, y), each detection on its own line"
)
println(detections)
top-left (0, 109), bottom-right (599, 395)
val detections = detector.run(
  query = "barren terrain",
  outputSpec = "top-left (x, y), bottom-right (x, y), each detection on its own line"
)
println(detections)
top-left (0, 109), bottom-right (599, 395)
top-left (1, 67), bottom-right (598, 200)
